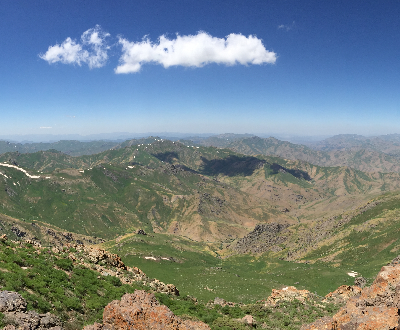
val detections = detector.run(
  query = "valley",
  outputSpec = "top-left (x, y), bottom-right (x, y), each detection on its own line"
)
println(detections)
top-left (2, 134), bottom-right (400, 328)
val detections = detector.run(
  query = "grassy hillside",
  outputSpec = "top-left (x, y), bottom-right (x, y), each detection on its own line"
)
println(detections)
top-left (1, 139), bottom-right (400, 243)
top-left (2, 139), bottom-right (400, 329)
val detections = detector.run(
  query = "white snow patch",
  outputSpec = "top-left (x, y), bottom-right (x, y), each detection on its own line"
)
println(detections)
top-left (0, 164), bottom-right (41, 179)
top-left (347, 271), bottom-right (358, 277)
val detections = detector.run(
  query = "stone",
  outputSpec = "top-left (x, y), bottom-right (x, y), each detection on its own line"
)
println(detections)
top-left (85, 290), bottom-right (210, 330)
top-left (213, 297), bottom-right (226, 306)
top-left (266, 286), bottom-right (311, 306)
top-left (241, 315), bottom-right (255, 326)
top-left (0, 291), bottom-right (63, 329)
top-left (0, 291), bottom-right (27, 312)
top-left (354, 276), bottom-right (367, 288)
top-left (322, 285), bottom-right (362, 304)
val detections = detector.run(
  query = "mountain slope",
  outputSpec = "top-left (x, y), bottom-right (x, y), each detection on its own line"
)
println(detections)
top-left (225, 136), bottom-right (400, 173)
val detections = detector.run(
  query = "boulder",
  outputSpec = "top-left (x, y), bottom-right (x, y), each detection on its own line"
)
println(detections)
top-left (266, 286), bottom-right (311, 306)
top-left (241, 315), bottom-right (255, 326)
top-left (0, 291), bottom-right (63, 329)
top-left (0, 291), bottom-right (26, 312)
top-left (322, 285), bottom-right (362, 304)
top-left (84, 290), bottom-right (210, 330)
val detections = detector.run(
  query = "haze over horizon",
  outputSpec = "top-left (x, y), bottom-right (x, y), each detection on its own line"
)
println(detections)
top-left (2, 1), bottom-right (399, 137)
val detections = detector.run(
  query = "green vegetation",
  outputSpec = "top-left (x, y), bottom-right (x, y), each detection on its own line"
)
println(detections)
top-left (104, 232), bottom-right (357, 303)
top-left (2, 137), bottom-right (400, 328)
top-left (0, 240), bottom-right (147, 329)
top-left (157, 293), bottom-right (340, 330)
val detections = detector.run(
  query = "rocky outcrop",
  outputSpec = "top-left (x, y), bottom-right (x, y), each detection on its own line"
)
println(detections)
top-left (83, 290), bottom-right (210, 330)
top-left (302, 257), bottom-right (400, 330)
top-left (209, 297), bottom-right (236, 308)
top-left (0, 291), bottom-right (63, 330)
top-left (322, 285), bottom-right (362, 304)
top-left (265, 286), bottom-right (311, 306)
top-left (233, 223), bottom-right (290, 254)
top-left (57, 244), bottom-right (180, 296)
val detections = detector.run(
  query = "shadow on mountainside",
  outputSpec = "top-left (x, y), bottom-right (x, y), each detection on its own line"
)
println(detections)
top-left (153, 151), bottom-right (179, 163)
top-left (152, 151), bottom-right (197, 173)
top-left (200, 155), bottom-right (266, 177)
top-left (269, 163), bottom-right (311, 181)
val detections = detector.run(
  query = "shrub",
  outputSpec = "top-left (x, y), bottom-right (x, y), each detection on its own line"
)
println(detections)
top-left (55, 258), bottom-right (73, 271)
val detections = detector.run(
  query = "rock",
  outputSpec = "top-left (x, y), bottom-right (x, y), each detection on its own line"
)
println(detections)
top-left (83, 246), bottom-right (127, 269)
top-left (322, 285), bottom-right (362, 304)
top-left (83, 323), bottom-right (103, 330)
top-left (0, 291), bottom-right (27, 312)
top-left (137, 229), bottom-right (147, 235)
top-left (85, 290), bottom-right (210, 330)
top-left (241, 315), bottom-right (255, 326)
top-left (0, 291), bottom-right (63, 329)
top-left (213, 297), bottom-right (226, 306)
top-left (302, 256), bottom-right (400, 329)
top-left (300, 317), bottom-right (333, 330)
top-left (266, 286), bottom-right (311, 306)
top-left (233, 223), bottom-right (290, 254)
top-left (354, 276), bottom-right (367, 288)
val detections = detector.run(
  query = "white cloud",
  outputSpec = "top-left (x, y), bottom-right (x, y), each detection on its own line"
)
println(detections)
top-left (115, 31), bottom-right (276, 74)
top-left (39, 25), bottom-right (110, 69)
top-left (278, 21), bottom-right (296, 31)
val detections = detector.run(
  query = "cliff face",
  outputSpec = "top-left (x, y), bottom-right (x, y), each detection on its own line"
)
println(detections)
top-left (302, 256), bottom-right (400, 330)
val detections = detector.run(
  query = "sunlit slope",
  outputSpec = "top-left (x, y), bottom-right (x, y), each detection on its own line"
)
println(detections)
top-left (2, 139), bottom-right (400, 243)
top-left (293, 192), bottom-right (400, 277)
top-left (0, 143), bottom-right (293, 241)
top-left (223, 191), bottom-right (400, 286)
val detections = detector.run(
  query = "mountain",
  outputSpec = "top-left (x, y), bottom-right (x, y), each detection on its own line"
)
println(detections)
top-left (307, 133), bottom-right (400, 156)
top-left (3, 138), bottom-right (400, 243)
top-left (218, 136), bottom-right (400, 173)
top-left (3, 137), bottom-right (400, 329)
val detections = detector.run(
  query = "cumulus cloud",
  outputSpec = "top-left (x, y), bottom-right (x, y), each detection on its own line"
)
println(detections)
top-left (39, 25), bottom-right (110, 68)
top-left (115, 32), bottom-right (276, 73)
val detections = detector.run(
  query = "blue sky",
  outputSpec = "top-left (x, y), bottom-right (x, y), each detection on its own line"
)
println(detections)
top-left (1, 0), bottom-right (400, 139)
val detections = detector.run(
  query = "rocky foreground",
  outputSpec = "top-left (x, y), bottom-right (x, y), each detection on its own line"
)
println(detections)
top-left (3, 231), bottom-right (400, 329)
top-left (83, 290), bottom-right (210, 330)
top-left (302, 256), bottom-right (400, 330)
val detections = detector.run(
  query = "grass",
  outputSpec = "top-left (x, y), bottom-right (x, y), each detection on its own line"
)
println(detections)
top-left (104, 233), bottom-right (359, 304)
top-left (0, 240), bottom-right (145, 329)
top-left (0, 238), bottom-right (341, 330)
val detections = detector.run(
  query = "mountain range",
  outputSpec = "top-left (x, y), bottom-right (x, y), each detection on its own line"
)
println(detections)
top-left (2, 133), bottom-right (400, 328)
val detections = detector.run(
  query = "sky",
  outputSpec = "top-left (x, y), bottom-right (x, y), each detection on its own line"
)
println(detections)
top-left (1, 0), bottom-right (400, 140)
